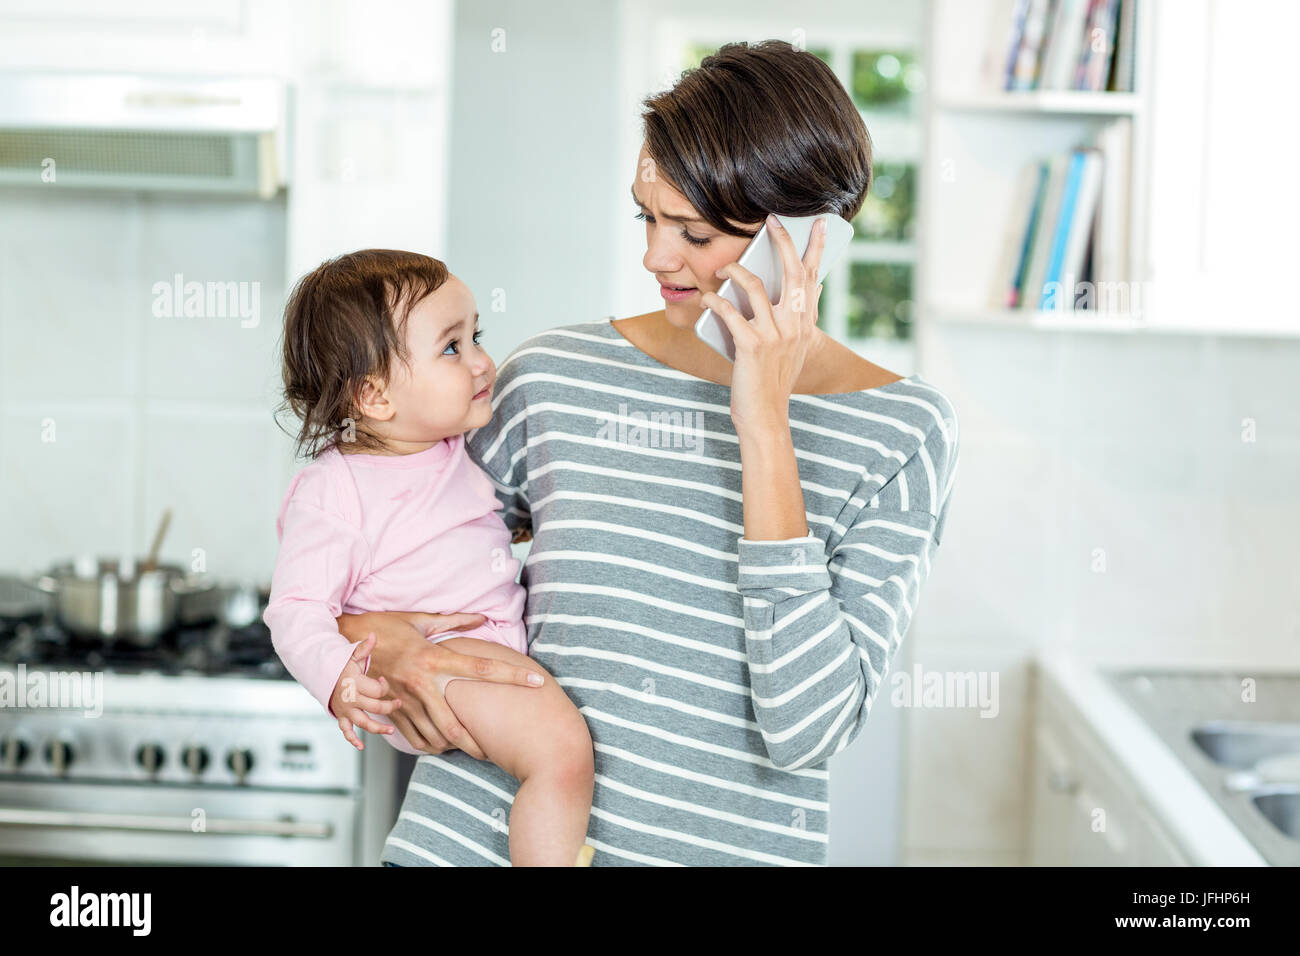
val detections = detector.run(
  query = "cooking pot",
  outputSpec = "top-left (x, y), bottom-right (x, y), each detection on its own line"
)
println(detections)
top-left (29, 557), bottom-right (216, 646)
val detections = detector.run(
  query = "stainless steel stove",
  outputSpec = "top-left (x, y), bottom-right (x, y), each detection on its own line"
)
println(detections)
top-left (0, 595), bottom-right (398, 866)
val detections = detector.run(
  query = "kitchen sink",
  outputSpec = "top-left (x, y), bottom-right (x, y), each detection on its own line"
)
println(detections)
top-left (1191, 720), bottom-right (1300, 768)
top-left (1105, 670), bottom-right (1300, 866)
top-left (1253, 788), bottom-right (1300, 840)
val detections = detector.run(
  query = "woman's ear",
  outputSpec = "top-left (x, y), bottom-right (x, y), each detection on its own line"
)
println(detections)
top-left (354, 375), bottom-right (396, 422)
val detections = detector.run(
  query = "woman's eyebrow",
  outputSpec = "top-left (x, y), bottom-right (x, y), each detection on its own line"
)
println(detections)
top-left (629, 184), bottom-right (705, 224)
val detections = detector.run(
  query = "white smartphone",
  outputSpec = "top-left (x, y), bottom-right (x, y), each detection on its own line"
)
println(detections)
top-left (693, 212), bottom-right (855, 362)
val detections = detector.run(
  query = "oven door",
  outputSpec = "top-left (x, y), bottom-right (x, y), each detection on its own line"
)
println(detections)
top-left (0, 781), bottom-right (358, 866)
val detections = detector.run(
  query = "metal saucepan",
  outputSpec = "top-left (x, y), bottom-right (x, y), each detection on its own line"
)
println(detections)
top-left (29, 557), bottom-right (215, 647)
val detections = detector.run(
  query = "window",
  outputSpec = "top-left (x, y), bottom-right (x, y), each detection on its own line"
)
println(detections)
top-left (663, 29), bottom-right (925, 365)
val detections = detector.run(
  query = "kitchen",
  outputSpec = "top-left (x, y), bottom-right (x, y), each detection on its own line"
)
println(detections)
top-left (0, 0), bottom-right (1297, 889)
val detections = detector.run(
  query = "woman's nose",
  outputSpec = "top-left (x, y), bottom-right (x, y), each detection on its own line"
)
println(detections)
top-left (643, 231), bottom-right (683, 275)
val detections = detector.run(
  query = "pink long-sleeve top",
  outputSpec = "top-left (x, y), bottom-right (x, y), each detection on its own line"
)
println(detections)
top-left (262, 433), bottom-right (526, 740)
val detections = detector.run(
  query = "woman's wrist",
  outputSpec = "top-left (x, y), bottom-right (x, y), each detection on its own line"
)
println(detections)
top-left (738, 413), bottom-right (785, 447)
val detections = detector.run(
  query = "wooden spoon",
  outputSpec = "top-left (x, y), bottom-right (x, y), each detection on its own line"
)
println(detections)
top-left (141, 508), bottom-right (173, 573)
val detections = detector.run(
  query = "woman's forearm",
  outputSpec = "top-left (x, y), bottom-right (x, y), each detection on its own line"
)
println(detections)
top-left (737, 422), bottom-right (810, 540)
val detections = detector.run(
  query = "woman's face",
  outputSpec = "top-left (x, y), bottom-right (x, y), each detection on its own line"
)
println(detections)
top-left (632, 143), bottom-right (762, 330)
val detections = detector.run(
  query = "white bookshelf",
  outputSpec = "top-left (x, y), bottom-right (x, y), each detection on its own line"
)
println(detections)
top-left (918, 0), bottom-right (1300, 340)
top-left (934, 91), bottom-right (1143, 115)
top-left (917, 0), bottom-right (1156, 335)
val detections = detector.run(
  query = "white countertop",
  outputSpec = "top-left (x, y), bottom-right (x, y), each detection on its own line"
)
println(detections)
top-left (1034, 648), bottom-right (1285, 866)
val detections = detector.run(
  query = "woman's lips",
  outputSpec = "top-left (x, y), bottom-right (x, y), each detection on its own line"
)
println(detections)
top-left (660, 284), bottom-right (696, 302)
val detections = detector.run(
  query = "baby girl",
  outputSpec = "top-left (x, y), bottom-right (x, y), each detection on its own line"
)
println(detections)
top-left (263, 248), bottom-right (594, 866)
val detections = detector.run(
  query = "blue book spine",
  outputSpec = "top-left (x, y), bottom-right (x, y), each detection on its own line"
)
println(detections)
top-left (1042, 150), bottom-right (1086, 307)
top-left (1010, 161), bottom-right (1050, 306)
top-left (1004, 0), bottom-right (1032, 90)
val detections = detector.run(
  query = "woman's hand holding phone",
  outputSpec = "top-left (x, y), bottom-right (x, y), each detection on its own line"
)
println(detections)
top-left (699, 214), bottom-right (827, 437)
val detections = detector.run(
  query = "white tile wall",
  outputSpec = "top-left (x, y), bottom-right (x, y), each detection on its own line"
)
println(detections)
top-left (0, 186), bottom-right (290, 583)
top-left (906, 324), bottom-right (1300, 862)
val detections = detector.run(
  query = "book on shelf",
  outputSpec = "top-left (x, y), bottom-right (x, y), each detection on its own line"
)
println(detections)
top-left (991, 0), bottom-right (1136, 93)
top-left (995, 117), bottom-right (1132, 312)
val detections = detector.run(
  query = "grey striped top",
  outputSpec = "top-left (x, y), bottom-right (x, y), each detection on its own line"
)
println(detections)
top-left (380, 318), bottom-right (959, 866)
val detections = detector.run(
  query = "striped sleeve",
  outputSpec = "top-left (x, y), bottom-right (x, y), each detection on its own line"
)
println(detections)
top-left (464, 345), bottom-right (533, 535)
top-left (735, 413), bottom-right (958, 770)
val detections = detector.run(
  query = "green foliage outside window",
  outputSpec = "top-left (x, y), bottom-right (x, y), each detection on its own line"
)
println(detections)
top-left (848, 263), bottom-right (913, 340)
top-left (851, 50), bottom-right (923, 112)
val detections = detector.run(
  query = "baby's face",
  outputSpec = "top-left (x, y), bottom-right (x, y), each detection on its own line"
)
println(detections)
top-left (382, 275), bottom-right (496, 443)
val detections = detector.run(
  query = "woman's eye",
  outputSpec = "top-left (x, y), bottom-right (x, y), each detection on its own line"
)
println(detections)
top-left (635, 209), bottom-right (710, 246)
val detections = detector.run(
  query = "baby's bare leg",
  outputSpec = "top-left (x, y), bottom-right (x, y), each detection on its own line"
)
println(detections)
top-left (434, 637), bottom-right (594, 866)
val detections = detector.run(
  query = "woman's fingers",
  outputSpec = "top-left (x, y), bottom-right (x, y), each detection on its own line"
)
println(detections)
top-left (426, 693), bottom-right (487, 760)
top-left (764, 214), bottom-right (809, 321)
top-left (407, 611), bottom-right (487, 636)
top-left (390, 708), bottom-right (441, 754)
top-left (801, 219), bottom-right (829, 327)
top-left (439, 645), bottom-right (545, 687)
top-left (716, 261), bottom-right (776, 336)
top-left (700, 290), bottom-right (760, 354)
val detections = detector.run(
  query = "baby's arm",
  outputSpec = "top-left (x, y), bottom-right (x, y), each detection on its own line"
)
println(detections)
top-left (264, 495), bottom-right (379, 721)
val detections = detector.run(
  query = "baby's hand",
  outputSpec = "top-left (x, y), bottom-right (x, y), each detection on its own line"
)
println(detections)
top-left (329, 632), bottom-right (402, 751)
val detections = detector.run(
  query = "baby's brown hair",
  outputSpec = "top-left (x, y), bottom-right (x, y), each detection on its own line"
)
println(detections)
top-left (278, 249), bottom-right (449, 459)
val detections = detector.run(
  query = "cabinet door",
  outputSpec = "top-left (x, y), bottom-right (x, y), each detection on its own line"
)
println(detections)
top-left (1031, 681), bottom-right (1191, 866)
top-left (1028, 724), bottom-right (1078, 865)
top-left (0, 0), bottom-right (285, 74)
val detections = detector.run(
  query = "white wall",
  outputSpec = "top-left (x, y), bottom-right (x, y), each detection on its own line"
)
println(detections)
top-left (0, 187), bottom-right (289, 583)
top-left (443, 0), bottom-right (622, 350)
top-left (905, 0), bottom-right (1300, 866)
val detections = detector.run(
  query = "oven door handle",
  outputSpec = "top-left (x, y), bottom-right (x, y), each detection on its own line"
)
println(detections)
top-left (0, 807), bottom-right (333, 838)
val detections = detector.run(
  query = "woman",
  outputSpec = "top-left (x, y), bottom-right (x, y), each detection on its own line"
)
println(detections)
top-left (341, 39), bottom-right (959, 866)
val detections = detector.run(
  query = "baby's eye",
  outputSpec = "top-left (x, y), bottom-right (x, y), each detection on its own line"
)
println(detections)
top-left (442, 329), bottom-right (483, 356)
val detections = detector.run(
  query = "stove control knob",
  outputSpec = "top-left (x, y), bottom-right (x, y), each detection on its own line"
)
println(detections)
top-left (226, 748), bottom-right (255, 782)
top-left (181, 745), bottom-right (210, 776)
top-left (1, 737), bottom-right (31, 771)
top-left (135, 742), bottom-right (166, 775)
top-left (43, 738), bottom-right (76, 775)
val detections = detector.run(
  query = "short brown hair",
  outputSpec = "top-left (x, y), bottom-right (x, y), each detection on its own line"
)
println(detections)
top-left (641, 40), bottom-right (872, 236)
top-left (278, 249), bottom-right (450, 459)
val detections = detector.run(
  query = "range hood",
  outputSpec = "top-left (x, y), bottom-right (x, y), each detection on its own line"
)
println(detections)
top-left (0, 72), bottom-right (288, 198)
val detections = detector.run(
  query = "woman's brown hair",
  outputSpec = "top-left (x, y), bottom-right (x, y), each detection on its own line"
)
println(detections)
top-left (277, 249), bottom-right (449, 459)
top-left (641, 40), bottom-right (872, 235)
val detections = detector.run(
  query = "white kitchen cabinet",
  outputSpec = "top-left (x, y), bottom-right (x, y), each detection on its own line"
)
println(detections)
top-left (1029, 673), bottom-right (1190, 866)
top-left (0, 0), bottom-right (290, 76)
